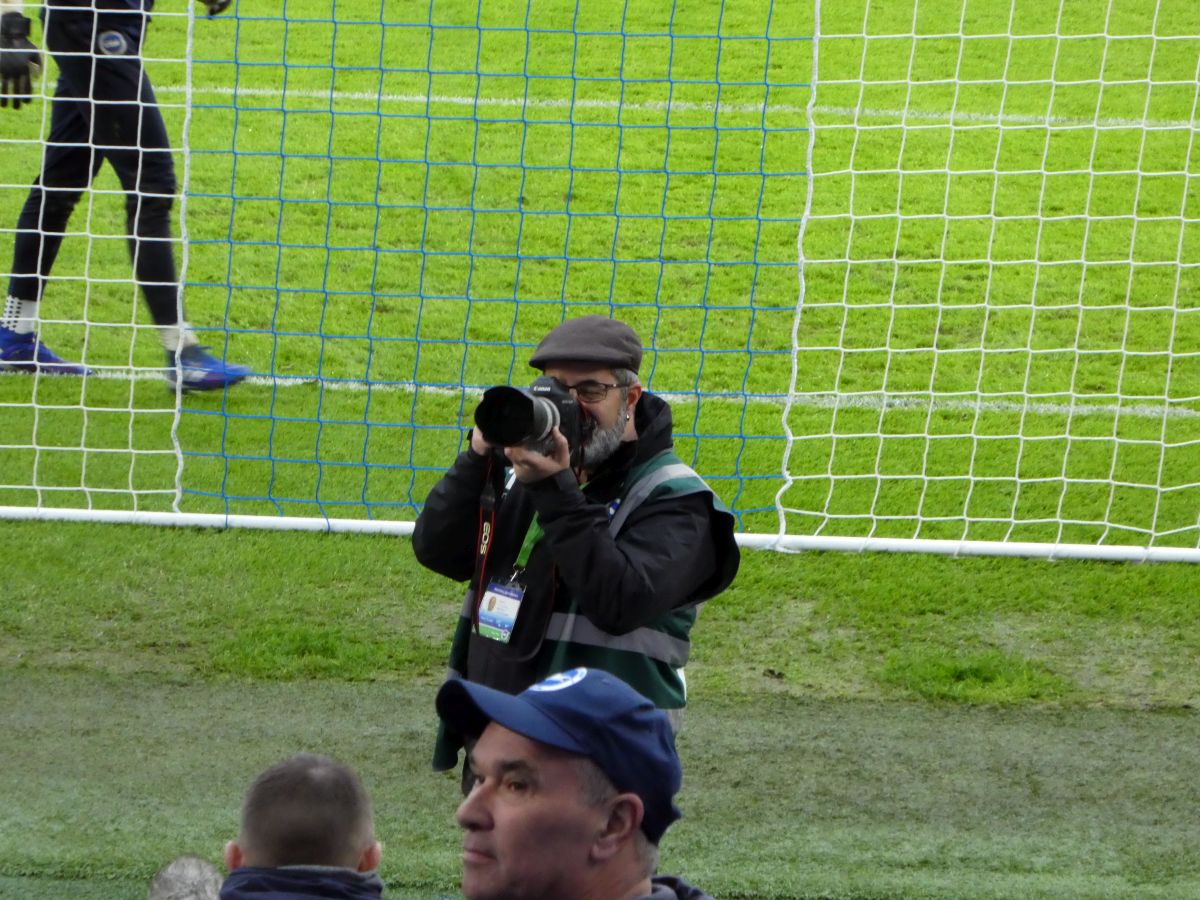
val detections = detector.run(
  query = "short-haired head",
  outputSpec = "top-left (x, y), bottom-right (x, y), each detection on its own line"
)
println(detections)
top-left (572, 756), bottom-right (660, 877)
top-left (235, 753), bottom-right (375, 869)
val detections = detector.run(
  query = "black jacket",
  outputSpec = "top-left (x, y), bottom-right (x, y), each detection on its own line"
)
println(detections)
top-left (413, 391), bottom-right (739, 699)
top-left (51, 1), bottom-right (153, 11)
top-left (42, 1), bottom-right (152, 41)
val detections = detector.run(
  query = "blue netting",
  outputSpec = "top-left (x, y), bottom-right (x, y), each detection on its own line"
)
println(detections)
top-left (176, 0), bottom-right (808, 532)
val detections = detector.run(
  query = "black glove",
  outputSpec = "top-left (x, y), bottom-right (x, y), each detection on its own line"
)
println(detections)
top-left (0, 11), bottom-right (40, 110)
top-left (200, 0), bottom-right (234, 16)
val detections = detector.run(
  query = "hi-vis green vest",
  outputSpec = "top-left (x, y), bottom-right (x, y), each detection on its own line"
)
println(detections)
top-left (446, 449), bottom-right (736, 710)
top-left (539, 449), bottom-right (734, 718)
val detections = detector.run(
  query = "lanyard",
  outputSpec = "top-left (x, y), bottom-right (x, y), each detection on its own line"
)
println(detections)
top-left (514, 514), bottom-right (543, 571)
top-left (511, 474), bottom-right (600, 572)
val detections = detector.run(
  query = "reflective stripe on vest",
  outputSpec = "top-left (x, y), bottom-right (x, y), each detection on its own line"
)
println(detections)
top-left (608, 461), bottom-right (707, 535)
top-left (543, 611), bottom-right (693, 668)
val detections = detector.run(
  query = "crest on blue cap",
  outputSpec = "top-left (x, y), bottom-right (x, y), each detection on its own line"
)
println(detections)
top-left (529, 668), bottom-right (588, 692)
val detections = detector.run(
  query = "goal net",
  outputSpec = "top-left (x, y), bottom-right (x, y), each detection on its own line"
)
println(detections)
top-left (1, 0), bottom-right (1197, 561)
top-left (787, 0), bottom-right (1200, 559)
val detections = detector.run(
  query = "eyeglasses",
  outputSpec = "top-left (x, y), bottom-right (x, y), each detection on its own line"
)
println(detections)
top-left (561, 379), bottom-right (623, 403)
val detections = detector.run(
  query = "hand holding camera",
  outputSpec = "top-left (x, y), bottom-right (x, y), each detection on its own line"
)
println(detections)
top-left (504, 428), bottom-right (571, 483)
top-left (469, 428), bottom-right (494, 457)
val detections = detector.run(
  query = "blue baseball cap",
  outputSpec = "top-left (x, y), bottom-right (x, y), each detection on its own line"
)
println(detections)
top-left (435, 668), bottom-right (683, 844)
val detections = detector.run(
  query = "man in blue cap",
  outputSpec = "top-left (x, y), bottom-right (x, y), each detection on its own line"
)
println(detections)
top-left (435, 667), bottom-right (713, 900)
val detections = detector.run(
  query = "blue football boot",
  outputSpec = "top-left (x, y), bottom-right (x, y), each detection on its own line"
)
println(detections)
top-left (0, 326), bottom-right (93, 376)
top-left (165, 344), bottom-right (250, 392)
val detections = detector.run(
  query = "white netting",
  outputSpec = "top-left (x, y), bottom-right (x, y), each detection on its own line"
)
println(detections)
top-left (1, 4), bottom-right (192, 512)
top-left (2, 0), bottom-right (1197, 561)
top-left (782, 0), bottom-right (1200, 554)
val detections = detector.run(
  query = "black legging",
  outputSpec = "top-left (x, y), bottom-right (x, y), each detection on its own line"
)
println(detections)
top-left (7, 7), bottom-right (182, 327)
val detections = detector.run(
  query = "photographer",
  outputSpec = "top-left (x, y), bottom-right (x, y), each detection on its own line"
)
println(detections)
top-left (413, 315), bottom-right (739, 774)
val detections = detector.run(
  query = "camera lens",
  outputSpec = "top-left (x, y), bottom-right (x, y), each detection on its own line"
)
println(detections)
top-left (475, 386), bottom-right (560, 448)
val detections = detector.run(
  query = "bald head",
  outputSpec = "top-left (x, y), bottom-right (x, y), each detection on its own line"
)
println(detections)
top-left (235, 753), bottom-right (376, 869)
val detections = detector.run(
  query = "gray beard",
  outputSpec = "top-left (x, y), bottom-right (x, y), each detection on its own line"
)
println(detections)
top-left (580, 416), bottom-right (626, 470)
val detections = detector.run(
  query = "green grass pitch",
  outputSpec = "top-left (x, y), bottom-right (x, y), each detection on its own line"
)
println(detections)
top-left (1, 522), bottom-right (1199, 898)
top-left (3, 7), bottom-right (1199, 899)
top-left (1, 3), bottom-right (1199, 895)
top-left (2, 0), bottom-right (1198, 549)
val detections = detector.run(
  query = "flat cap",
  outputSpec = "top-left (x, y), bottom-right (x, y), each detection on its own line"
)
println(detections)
top-left (528, 315), bottom-right (643, 372)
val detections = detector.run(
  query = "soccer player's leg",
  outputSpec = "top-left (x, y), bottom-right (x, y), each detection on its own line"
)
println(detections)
top-left (1, 39), bottom-right (98, 377)
top-left (103, 64), bottom-right (249, 391)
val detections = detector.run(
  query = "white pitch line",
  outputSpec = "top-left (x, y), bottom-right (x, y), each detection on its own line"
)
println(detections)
top-left (158, 84), bottom-right (802, 116)
top-left (812, 104), bottom-right (1199, 130)
top-left (785, 392), bottom-right (1200, 420)
top-left (156, 85), bottom-right (1198, 130)
top-left (4, 369), bottom-right (1195, 419)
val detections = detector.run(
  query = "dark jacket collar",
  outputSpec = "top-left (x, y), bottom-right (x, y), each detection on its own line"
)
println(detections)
top-left (631, 391), bottom-right (675, 462)
top-left (587, 391), bottom-right (675, 490)
top-left (219, 866), bottom-right (384, 900)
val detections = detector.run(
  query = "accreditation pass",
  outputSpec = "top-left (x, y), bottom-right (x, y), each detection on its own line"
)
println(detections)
top-left (478, 581), bottom-right (524, 643)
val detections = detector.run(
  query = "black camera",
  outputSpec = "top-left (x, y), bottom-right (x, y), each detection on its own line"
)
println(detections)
top-left (474, 376), bottom-right (595, 464)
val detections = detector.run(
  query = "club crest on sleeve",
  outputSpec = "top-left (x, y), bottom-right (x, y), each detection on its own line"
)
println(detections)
top-left (98, 31), bottom-right (129, 56)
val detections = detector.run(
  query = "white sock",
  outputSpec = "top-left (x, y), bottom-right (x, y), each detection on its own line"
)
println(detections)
top-left (2, 296), bottom-right (39, 335)
top-left (158, 323), bottom-right (199, 353)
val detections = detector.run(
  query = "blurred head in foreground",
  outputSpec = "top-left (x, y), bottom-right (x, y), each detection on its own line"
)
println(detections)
top-left (436, 668), bottom-right (712, 900)
top-left (221, 752), bottom-right (384, 900)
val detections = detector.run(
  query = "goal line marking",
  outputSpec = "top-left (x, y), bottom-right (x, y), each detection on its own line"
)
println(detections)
top-left (3, 370), bottom-right (1195, 419)
top-left (152, 85), bottom-right (1197, 130)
